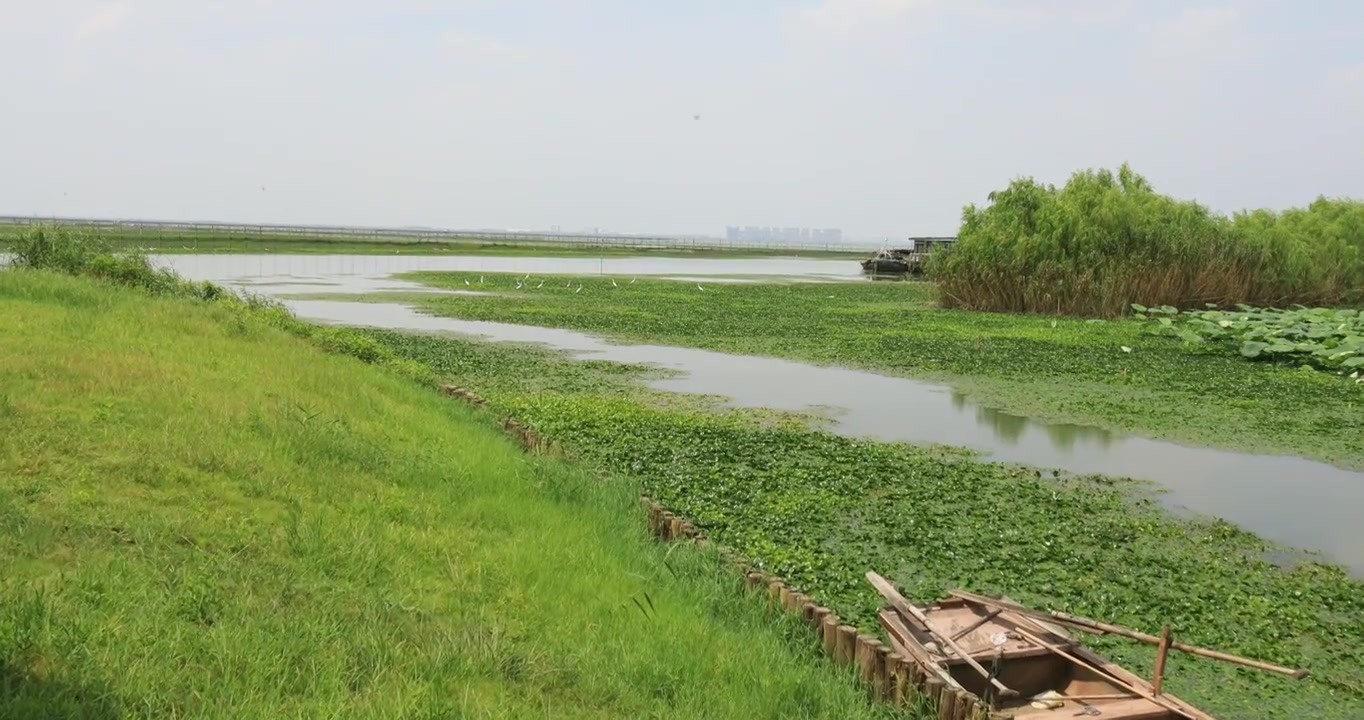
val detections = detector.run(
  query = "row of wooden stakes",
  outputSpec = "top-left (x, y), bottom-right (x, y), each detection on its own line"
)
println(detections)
top-left (439, 384), bottom-right (1011, 720)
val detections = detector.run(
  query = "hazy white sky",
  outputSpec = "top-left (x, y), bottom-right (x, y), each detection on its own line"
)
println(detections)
top-left (2, 1), bottom-right (1361, 240)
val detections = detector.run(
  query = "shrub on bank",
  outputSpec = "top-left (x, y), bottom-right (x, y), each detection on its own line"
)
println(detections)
top-left (932, 164), bottom-right (1364, 316)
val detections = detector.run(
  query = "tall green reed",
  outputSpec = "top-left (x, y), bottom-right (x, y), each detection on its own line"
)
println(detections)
top-left (933, 164), bottom-right (1364, 316)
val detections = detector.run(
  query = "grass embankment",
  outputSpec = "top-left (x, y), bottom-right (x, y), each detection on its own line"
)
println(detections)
top-left (932, 164), bottom-right (1364, 316)
top-left (0, 223), bottom-right (866, 260)
top-left (352, 327), bottom-right (1364, 719)
top-left (0, 271), bottom-right (899, 716)
top-left (389, 274), bottom-right (1364, 469)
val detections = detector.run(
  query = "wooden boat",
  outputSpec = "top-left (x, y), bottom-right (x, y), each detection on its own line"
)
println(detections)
top-left (860, 248), bottom-right (919, 275)
top-left (866, 573), bottom-right (1308, 720)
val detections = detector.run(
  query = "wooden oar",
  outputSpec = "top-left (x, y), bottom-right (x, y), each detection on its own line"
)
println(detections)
top-left (949, 589), bottom-right (1309, 680)
top-left (866, 572), bottom-right (1018, 699)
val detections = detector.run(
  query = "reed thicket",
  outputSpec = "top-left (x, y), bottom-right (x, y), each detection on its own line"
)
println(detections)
top-left (932, 164), bottom-right (1364, 316)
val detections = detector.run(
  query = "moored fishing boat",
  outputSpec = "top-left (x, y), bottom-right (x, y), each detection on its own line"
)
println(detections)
top-left (866, 572), bottom-right (1307, 719)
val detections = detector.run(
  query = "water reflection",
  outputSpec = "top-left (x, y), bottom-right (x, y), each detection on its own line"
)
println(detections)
top-left (153, 253), bottom-right (864, 293)
top-left (952, 391), bottom-right (1115, 451)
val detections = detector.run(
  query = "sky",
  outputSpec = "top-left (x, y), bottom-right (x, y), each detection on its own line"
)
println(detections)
top-left (1, 0), bottom-right (1362, 241)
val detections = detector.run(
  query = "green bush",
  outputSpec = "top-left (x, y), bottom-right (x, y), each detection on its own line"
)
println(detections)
top-left (8, 224), bottom-right (189, 296)
top-left (933, 164), bottom-right (1364, 316)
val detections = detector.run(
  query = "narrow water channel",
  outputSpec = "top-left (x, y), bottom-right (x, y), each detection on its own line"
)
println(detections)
top-left (158, 254), bottom-right (1364, 574)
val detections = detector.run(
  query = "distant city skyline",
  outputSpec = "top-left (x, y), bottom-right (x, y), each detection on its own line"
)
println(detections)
top-left (727, 225), bottom-right (843, 244)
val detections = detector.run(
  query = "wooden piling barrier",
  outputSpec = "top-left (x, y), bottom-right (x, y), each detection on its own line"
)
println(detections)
top-left (872, 642), bottom-right (892, 700)
top-left (884, 651), bottom-right (905, 705)
top-left (855, 634), bottom-right (878, 688)
top-left (938, 686), bottom-right (956, 720)
top-left (954, 690), bottom-right (970, 720)
top-left (766, 579), bottom-right (785, 609)
top-left (924, 678), bottom-right (944, 712)
top-left (667, 516), bottom-right (684, 540)
top-left (802, 601), bottom-right (819, 626)
top-left (745, 571), bottom-right (765, 591)
top-left (659, 512), bottom-right (675, 540)
top-left (777, 584), bottom-right (793, 611)
top-left (835, 625), bottom-right (857, 666)
top-left (821, 614), bottom-right (840, 657)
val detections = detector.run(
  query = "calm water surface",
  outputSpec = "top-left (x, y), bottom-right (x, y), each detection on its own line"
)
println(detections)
top-left (157, 254), bottom-right (1364, 573)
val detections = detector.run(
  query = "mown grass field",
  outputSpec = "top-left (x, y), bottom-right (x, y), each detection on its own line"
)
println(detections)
top-left (348, 324), bottom-right (1364, 720)
top-left (0, 269), bottom-right (902, 719)
top-left (393, 273), bottom-right (1364, 470)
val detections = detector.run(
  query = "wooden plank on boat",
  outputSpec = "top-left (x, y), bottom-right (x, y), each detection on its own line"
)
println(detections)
top-left (950, 589), bottom-right (1308, 680)
top-left (867, 573), bottom-right (1019, 699)
top-left (879, 610), bottom-right (966, 691)
top-left (998, 613), bottom-right (1202, 720)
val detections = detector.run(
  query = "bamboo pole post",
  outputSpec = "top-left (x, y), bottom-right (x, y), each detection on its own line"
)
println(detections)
top-left (1153, 625), bottom-right (1173, 696)
top-left (835, 625), bottom-right (858, 666)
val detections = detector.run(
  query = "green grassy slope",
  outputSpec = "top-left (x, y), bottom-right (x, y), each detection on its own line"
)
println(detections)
top-left (0, 270), bottom-right (898, 720)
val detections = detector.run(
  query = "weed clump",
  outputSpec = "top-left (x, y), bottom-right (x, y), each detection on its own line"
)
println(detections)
top-left (932, 164), bottom-right (1364, 316)
top-left (7, 224), bottom-right (194, 296)
top-left (4, 224), bottom-right (433, 384)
